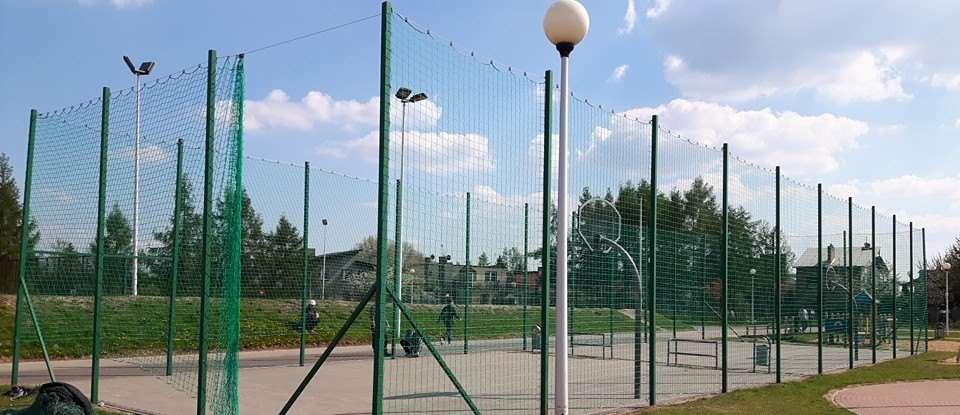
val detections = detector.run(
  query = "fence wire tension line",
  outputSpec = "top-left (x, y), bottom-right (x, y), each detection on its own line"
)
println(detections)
top-left (8, 1), bottom-right (931, 415)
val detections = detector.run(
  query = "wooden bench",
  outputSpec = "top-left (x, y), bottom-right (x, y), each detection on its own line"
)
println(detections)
top-left (570, 332), bottom-right (614, 359)
top-left (745, 324), bottom-right (770, 337)
top-left (667, 338), bottom-right (719, 369)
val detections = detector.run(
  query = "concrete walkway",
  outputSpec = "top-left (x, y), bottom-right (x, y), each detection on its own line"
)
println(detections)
top-left (831, 380), bottom-right (960, 415)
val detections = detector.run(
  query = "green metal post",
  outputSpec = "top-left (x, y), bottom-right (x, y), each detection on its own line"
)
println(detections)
top-left (11, 110), bottom-right (37, 385)
top-left (774, 166), bottom-right (781, 383)
top-left (540, 69), bottom-right (552, 415)
top-left (817, 184), bottom-right (823, 374)
top-left (91, 87), bottom-right (110, 403)
top-left (909, 222), bottom-right (914, 355)
top-left (373, 4), bottom-right (392, 412)
top-left (281, 285), bottom-right (376, 415)
top-left (392, 179), bottom-right (402, 358)
top-left (892, 216), bottom-right (897, 358)
top-left (166, 139), bottom-right (184, 376)
top-left (387, 287), bottom-right (480, 414)
top-left (523, 203), bottom-right (529, 351)
top-left (871, 206), bottom-right (877, 364)
top-left (196, 49), bottom-right (217, 415)
top-left (648, 115), bottom-right (659, 404)
top-left (923, 228), bottom-right (928, 352)
top-left (300, 161), bottom-right (310, 367)
top-left (721, 143), bottom-right (729, 392)
top-left (464, 191), bottom-right (471, 354)
top-left (847, 198), bottom-right (854, 369)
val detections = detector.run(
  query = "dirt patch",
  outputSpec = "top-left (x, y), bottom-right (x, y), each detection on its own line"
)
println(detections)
top-left (928, 339), bottom-right (960, 352)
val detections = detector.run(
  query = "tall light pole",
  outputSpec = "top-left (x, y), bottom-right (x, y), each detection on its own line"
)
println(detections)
top-left (942, 262), bottom-right (952, 335)
top-left (320, 218), bottom-right (328, 300)
top-left (544, 1), bottom-right (589, 413)
top-left (394, 87), bottom-right (428, 346)
top-left (123, 56), bottom-right (155, 296)
top-left (750, 268), bottom-right (756, 325)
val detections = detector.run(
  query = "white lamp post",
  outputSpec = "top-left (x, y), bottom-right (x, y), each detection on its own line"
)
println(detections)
top-left (123, 56), bottom-right (155, 297)
top-left (942, 262), bottom-right (952, 335)
top-left (544, 2), bottom-right (589, 413)
top-left (321, 218), bottom-right (328, 300)
top-left (749, 268), bottom-right (756, 325)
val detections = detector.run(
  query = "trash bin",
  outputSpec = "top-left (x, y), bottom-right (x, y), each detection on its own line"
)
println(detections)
top-left (753, 343), bottom-right (769, 373)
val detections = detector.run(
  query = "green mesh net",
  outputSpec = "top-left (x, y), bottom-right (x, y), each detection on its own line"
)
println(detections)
top-left (13, 55), bottom-right (243, 415)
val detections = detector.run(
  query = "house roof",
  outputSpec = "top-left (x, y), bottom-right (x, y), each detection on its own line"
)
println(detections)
top-left (796, 244), bottom-right (880, 268)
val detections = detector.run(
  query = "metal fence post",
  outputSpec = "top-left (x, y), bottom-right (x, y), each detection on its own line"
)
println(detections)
top-left (166, 139), bottom-right (184, 377)
top-left (11, 110), bottom-right (38, 385)
top-left (923, 227), bottom-right (928, 352)
top-left (464, 191), bottom-right (471, 354)
top-left (721, 143), bottom-right (729, 393)
top-left (909, 221), bottom-right (914, 355)
top-left (300, 161), bottom-right (310, 367)
top-left (539, 69), bottom-right (553, 415)
top-left (816, 183), bottom-right (823, 374)
top-left (91, 87), bottom-right (111, 403)
top-left (774, 166), bottom-right (782, 383)
top-left (648, 115), bottom-right (659, 404)
top-left (847, 198), bottom-right (854, 369)
top-left (373, 3), bottom-right (392, 413)
top-left (871, 206), bottom-right (877, 364)
top-left (892, 216), bottom-right (897, 358)
top-left (196, 49), bottom-right (217, 415)
top-left (523, 202), bottom-right (529, 351)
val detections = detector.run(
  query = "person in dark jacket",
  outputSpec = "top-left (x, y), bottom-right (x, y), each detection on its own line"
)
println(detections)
top-left (438, 296), bottom-right (459, 345)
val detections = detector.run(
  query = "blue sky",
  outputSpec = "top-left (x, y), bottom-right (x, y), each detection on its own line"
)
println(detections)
top-left (3, 0), bottom-right (960, 257)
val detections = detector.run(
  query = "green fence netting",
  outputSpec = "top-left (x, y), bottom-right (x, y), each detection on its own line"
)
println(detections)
top-left (8, 3), bottom-right (934, 414)
top-left (380, 8), bottom-right (548, 414)
top-left (13, 54), bottom-right (243, 415)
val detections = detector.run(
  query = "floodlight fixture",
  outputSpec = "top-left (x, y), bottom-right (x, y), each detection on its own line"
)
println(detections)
top-left (409, 92), bottom-right (428, 103)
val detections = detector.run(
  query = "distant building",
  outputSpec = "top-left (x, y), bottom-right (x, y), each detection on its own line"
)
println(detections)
top-left (795, 242), bottom-right (889, 292)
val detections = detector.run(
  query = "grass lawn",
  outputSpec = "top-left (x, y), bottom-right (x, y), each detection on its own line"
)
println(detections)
top-left (0, 295), bottom-right (686, 361)
top-left (638, 351), bottom-right (960, 414)
top-left (0, 385), bottom-right (122, 414)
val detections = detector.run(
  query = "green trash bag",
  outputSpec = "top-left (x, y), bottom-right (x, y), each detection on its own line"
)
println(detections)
top-left (2, 383), bottom-right (93, 415)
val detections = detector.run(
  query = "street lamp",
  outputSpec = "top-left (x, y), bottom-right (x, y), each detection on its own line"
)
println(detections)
top-left (394, 86), bottom-right (429, 352)
top-left (123, 55), bottom-right (155, 296)
top-left (750, 268), bottom-right (757, 325)
top-left (942, 262), bottom-right (952, 335)
top-left (544, 1), bottom-right (589, 413)
top-left (320, 218), bottom-right (328, 300)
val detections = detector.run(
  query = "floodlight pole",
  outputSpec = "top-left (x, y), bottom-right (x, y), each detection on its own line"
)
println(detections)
top-left (132, 72), bottom-right (142, 296)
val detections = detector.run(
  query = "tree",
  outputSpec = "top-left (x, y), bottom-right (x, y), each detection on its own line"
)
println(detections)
top-left (0, 153), bottom-right (39, 293)
top-left (0, 153), bottom-right (21, 259)
top-left (89, 203), bottom-right (133, 294)
top-left (477, 252), bottom-right (490, 267)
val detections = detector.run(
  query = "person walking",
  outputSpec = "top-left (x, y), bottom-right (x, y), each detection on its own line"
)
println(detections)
top-left (439, 296), bottom-right (459, 345)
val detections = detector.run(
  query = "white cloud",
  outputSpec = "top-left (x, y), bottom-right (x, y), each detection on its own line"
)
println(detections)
top-left (78, 0), bottom-right (152, 8)
top-left (645, 0), bottom-right (672, 19)
top-left (618, 99), bottom-right (870, 176)
top-left (955, 119), bottom-right (960, 129)
top-left (316, 130), bottom-right (495, 176)
top-left (618, 0), bottom-right (637, 35)
top-left (608, 64), bottom-right (629, 82)
top-left (826, 175), bottom-right (960, 255)
top-left (874, 124), bottom-right (906, 135)
top-left (642, 2), bottom-right (960, 105)
top-left (813, 50), bottom-right (911, 104)
top-left (930, 73), bottom-right (960, 91)
top-left (245, 89), bottom-right (441, 133)
top-left (663, 49), bottom-right (911, 104)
